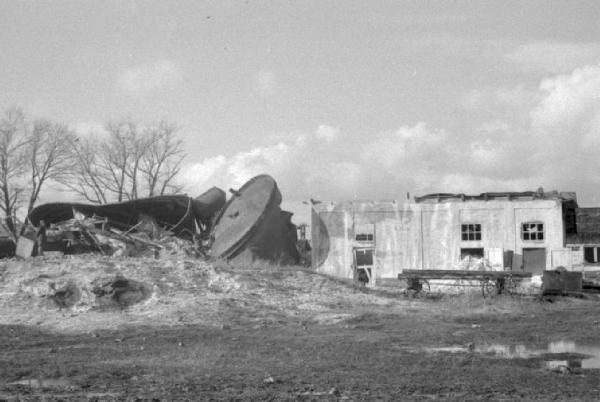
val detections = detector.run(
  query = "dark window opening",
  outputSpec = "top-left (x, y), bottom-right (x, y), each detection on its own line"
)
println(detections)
top-left (461, 224), bottom-right (481, 241)
top-left (522, 222), bottom-right (544, 241)
top-left (355, 233), bottom-right (374, 242)
top-left (354, 224), bottom-right (375, 242)
top-left (460, 248), bottom-right (484, 259)
top-left (355, 248), bottom-right (373, 266)
top-left (584, 247), bottom-right (600, 263)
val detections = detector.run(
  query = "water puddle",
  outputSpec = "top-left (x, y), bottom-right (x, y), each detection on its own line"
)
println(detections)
top-left (425, 340), bottom-right (600, 371)
top-left (8, 378), bottom-right (72, 389)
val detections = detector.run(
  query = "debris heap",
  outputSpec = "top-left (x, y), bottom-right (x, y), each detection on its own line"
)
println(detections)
top-left (21, 175), bottom-right (301, 265)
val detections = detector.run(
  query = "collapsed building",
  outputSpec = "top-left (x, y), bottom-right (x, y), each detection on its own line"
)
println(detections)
top-left (22, 174), bottom-right (300, 264)
top-left (311, 190), bottom-right (593, 284)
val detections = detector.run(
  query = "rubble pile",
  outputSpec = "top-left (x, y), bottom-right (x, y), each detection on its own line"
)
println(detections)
top-left (18, 175), bottom-right (302, 264)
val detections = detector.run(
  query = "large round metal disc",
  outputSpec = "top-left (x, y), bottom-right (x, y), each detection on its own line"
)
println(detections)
top-left (211, 175), bottom-right (280, 258)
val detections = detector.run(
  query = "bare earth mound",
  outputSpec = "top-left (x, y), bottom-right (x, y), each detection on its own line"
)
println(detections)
top-left (0, 256), bottom-right (413, 333)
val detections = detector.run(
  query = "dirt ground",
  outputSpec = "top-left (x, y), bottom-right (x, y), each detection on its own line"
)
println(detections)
top-left (1, 256), bottom-right (600, 401)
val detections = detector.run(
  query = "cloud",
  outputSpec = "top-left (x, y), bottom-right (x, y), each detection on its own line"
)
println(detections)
top-left (117, 60), bottom-right (182, 94)
top-left (532, 64), bottom-right (600, 131)
top-left (505, 41), bottom-right (600, 73)
top-left (180, 155), bottom-right (227, 191)
top-left (180, 144), bottom-right (292, 195)
top-left (179, 62), bottom-right (600, 206)
top-left (315, 124), bottom-right (339, 143)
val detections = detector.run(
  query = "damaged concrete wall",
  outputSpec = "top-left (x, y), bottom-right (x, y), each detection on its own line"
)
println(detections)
top-left (312, 198), bottom-right (568, 281)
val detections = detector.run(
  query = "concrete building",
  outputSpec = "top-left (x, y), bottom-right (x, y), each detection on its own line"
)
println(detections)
top-left (311, 190), bottom-right (580, 284)
top-left (566, 208), bottom-right (600, 269)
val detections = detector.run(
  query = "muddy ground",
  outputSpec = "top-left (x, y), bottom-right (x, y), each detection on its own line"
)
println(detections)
top-left (1, 257), bottom-right (600, 401)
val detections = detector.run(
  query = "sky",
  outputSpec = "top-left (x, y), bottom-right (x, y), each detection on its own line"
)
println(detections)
top-left (2, 0), bottom-right (600, 224)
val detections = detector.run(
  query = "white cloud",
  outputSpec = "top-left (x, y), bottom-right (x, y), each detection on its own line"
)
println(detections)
top-left (532, 64), bottom-right (600, 130)
top-left (362, 122), bottom-right (446, 169)
top-left (505, 41), bottom-right (600, 73)
top-left (180, 155), bottom-right (227, 193)
top-left (117, 60), bottom-right (182, 94)
top-left (315, 124), bottom-right (340, 143)
top-left (178, 63), bottom-right (600, 206)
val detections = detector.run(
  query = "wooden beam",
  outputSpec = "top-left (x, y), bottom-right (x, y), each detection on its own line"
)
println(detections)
top-left (398, 269), bottom-right (532, 280)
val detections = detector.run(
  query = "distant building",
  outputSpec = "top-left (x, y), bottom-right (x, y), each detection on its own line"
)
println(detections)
top-left (311, 190), bottom-right (582, 284)
top-left (566, 208), bottom-right (600, 267)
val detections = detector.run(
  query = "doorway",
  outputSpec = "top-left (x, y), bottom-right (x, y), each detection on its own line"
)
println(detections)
top-left (353, 248), bottom-right (374, 285)
top-left (523, 248), bottom-right (546, 274)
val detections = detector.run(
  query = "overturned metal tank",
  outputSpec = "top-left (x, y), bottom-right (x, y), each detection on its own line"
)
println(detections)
top-left (28, 189), bottom-right (226, 239)
top-left (210, 175), bottom-right (299, 265)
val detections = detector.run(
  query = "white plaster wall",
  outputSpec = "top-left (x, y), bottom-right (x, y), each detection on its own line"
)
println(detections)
top-left (312, 198), bottom-right (567, 279)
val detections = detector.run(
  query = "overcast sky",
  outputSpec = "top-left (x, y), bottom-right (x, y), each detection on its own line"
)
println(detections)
top-left (2, 0), bottom-right (600, 221)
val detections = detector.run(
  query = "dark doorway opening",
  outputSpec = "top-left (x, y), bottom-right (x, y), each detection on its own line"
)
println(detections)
top-left (523, 248), bottom-right (546, 274)
top-left (461, 248), bottom-right (484, 260)
top-left (354, 248), bottom-right (373, 284)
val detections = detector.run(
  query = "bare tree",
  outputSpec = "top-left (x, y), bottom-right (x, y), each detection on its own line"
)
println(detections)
top-left (140, 121), bottom-right (186, 196)
top-left (61, 135), bottom-right (108, 204)
top-left (26, 119), bottom-right (75, 215)
top-left (100, 120), bottom-right (139, 202)
top-left (67, 118), bottom-right (187, 204)
top-left (0, 108), bottom-right (29, 236)
top-left (0, 108), bottom-right (74, 236)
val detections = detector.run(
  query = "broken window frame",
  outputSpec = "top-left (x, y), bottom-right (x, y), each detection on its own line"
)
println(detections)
top-left (354, 223), bottom-right (375, 243)
top-left (522, 222), bottom-right (544, 241)
top-left (461, 223), bottom-right (482, 241)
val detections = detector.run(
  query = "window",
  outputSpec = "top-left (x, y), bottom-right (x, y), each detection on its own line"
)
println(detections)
top-left (461, 224), bottom-right (481, 241)
top-left (355, 223), bottom-right (375, 242)
top-left (522, 222), bottom-right (544, 241)
top-left (584, 247), bottom-right (600, 263)
top-left (460, 248), bottom-right (484, 259)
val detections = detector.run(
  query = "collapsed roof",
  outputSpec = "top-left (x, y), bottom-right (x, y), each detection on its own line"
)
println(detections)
top-left (415, 190), bottom-right (578, 203)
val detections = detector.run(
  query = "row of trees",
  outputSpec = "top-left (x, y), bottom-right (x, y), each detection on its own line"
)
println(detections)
top-left (0, 107), bottom-right (186, 237)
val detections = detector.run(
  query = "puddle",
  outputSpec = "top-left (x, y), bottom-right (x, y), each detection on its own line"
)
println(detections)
top-left (425, 340), bottom-right (600, 371)
top-left (8, 378), bottom-right (72, 388)
top-left (542, 341), bottom-right (600, 370)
